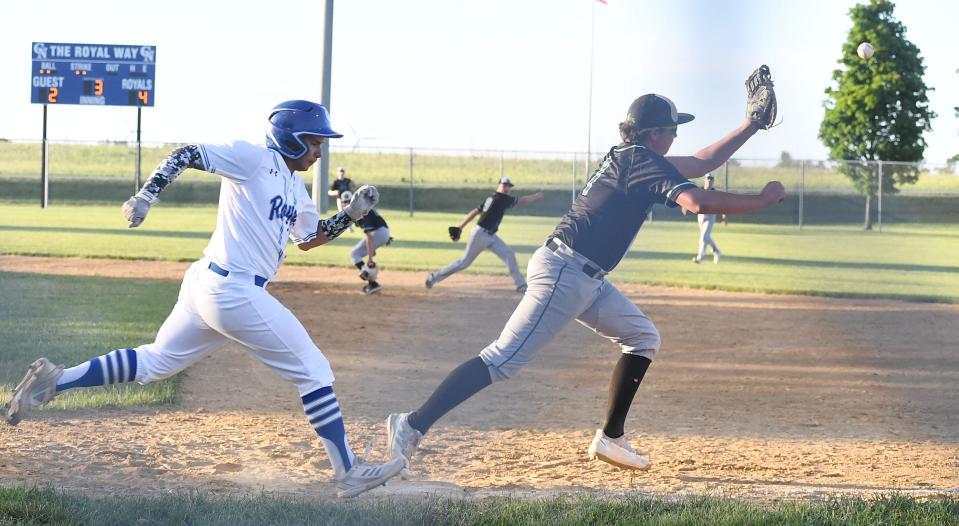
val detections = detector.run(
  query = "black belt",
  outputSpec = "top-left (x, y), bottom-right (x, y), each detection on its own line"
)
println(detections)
top-left (545, 239), bottom-right (605, 279)
top-left (208, 262), bottom-right (268, 288)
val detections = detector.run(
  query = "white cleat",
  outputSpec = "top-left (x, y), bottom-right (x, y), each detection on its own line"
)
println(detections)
top-left (334, 457), bottom-right (406, 498)
top-left (386, 412), bottom-right (422, 479)
top-left (587, 429), bottom-right (651, 471)
top-left (4, 358), bottom-right (64, 426)
top-left (713, 251), bottom-right (721, 264)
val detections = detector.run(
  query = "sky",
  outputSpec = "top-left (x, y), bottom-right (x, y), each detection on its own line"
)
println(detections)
top-left (2, 0), bottom-right (956, 164)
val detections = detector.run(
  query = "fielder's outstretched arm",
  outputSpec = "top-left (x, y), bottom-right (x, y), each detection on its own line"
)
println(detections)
top-left (516, 192), bottom-right (545, 206)
top-left (666, 120), bottom-right (760, 180)
top-left (674, 181), bottom-right (784, 216)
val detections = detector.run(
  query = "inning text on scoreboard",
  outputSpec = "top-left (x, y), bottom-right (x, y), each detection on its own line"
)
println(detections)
top-left (31, 42), bottom-right (157, 107)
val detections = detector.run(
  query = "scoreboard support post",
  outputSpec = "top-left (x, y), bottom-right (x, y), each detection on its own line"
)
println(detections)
top-left (41, 105), bottom-right (49, 208)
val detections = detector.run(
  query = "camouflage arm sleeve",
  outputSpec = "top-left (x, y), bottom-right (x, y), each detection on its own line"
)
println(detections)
top-left (134, 144), bottom-right (205, 204)
top-left (317, 210), bottom-right (354, 242)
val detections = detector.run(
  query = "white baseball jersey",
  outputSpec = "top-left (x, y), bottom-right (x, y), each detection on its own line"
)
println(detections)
top-left (198, 140), bottom-right (319, 280)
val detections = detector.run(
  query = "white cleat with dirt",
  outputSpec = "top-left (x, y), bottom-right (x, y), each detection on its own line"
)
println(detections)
top-left (386, 412), bottom-right (422, 479)
top-left (334, 457), bottom-right (406, 498)
top-left (587, 429), bottom-right (651, 471)
top-left (4, 358), bottom-right (64, 426)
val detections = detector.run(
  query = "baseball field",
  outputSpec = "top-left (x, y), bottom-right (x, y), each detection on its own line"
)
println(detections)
top-left (1, 202), bottom-right (958, 523)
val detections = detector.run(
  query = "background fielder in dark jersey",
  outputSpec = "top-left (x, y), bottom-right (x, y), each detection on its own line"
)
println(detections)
top-left (425, 176), bottom-right (543, 292)
top-left (387, 90), bottom-right (786, 474)
top-left (342, 191), bottom-right (392, 295)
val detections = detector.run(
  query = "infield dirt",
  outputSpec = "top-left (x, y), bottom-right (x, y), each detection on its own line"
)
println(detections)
top-left (1, 256), bottom-right (957, 500)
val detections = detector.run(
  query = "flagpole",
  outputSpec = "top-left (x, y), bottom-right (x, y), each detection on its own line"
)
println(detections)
top-left (584, 0), bottom-right (596, 182)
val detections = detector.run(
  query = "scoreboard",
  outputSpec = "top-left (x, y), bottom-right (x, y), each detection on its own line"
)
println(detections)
top-left (31, 42), bottom-right (156, 107)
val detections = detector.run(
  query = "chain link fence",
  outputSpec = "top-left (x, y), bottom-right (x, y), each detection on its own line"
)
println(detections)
top-left (1, 139), bottom-right (956, 226)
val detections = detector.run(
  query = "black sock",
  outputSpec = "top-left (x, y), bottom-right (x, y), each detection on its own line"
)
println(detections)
top-left (354, 262), bottom-right (364, 270)
top-left (602, 354), bottom-right (652, 439)
top-left (407, 356), bottom-right (492, 435)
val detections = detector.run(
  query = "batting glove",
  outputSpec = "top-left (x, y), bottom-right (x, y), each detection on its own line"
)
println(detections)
top-left (122, 196), bottom-right (153, 228)
top-left (344, 185), bottom-right (379, 220)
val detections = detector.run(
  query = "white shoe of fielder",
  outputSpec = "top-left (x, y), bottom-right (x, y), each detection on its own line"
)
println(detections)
top-left (4, 358), bottom-right (64, 426)
top-left (386, 412), bottom-right (422, 478)
top-left (713, 251), bottom-right (721, 264)
top-left (334, 457), bottom-right (405, 498)
top-left (587, 429), bottom-right (651, 471)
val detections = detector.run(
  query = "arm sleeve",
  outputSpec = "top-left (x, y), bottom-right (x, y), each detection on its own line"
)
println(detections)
top-left (134, 144), bottom-right (205, 203)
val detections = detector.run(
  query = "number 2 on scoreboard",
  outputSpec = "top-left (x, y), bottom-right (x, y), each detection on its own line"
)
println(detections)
top-left (47, 87), bottom-right (58, 103)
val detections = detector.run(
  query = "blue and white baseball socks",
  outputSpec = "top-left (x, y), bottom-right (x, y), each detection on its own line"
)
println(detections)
top-left (56, 348), bottom-right (138, 392)
top-left (302, 386), bottom-right (355, 478)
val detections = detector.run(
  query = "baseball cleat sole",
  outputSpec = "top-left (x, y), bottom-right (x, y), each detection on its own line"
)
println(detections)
top-left (589, 451), bottom-right (651, 471)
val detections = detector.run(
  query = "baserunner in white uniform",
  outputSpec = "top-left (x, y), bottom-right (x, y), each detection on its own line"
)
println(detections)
top-left (385, 77), bottom-right (785, 475)
top-left (426, 177), bottom-right (543, 292)
top-left (2, 100), bottom-right (404, 498)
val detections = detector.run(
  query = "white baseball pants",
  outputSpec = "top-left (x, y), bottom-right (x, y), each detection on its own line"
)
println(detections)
top-left (432, 226), bottom-right (525, 288)
top-left (133, 259), bottom-right (335, 396)
top-left (479, 242), bottom-right (660, 382)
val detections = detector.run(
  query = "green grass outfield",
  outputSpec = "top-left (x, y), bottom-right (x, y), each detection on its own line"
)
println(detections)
top-left (0, 271), bottom-right (179, 406)
top-left (1, 202), bottom-right (957, 303)
top-left (2, 487), bottom-right (957, 526)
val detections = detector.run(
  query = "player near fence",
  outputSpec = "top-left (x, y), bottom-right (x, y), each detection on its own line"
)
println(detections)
top-left (342, 190), bottom-right (393, 295)
top-left (386, 66), bottom-right (783, 474)
top-left (328, 166), bottom-right (356, 232)
top-left (2, 100), bottom-right (404, 498)
top-left (426, 176), bottom-right (544, 292)
top-left (687, 173), bottom-right (726, 264)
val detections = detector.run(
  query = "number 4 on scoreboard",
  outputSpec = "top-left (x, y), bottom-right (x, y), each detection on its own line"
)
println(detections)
top-left (127, 90), bottom-right (150, 106)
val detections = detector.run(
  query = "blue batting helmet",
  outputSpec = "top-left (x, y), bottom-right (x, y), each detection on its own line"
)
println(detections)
top-left (265, 100), bottom-right (343, 159)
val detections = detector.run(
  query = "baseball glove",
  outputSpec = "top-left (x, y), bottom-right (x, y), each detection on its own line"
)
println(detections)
top-left (448, 226), bottom-right (462, 242)
top-left (745, 65), bottom-right (777, 129)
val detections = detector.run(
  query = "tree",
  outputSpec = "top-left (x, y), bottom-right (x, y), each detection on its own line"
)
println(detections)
top-left (777, 151), bottom-right (797, 169)
top-left (819, 0), bottom-right (936, 230)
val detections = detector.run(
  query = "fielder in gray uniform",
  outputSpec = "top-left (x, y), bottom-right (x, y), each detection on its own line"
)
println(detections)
top-left (342, 190), bottom-right (392, 295)
top-left (385, 70), bottom-right (784, 474)
top-left (691, 173), bottom-right (725, 264)
top-left (427, 176), bottom-right (543, 292)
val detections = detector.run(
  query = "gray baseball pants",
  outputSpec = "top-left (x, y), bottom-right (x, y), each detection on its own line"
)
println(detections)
top-left (432, 226), bottom-right (525, 288)
top-left (696, 214), bottom-right (719, 260)
top-left (349, 226), bottom-right (392, 265)
top-left (479, 240), bottom-right (661, 382)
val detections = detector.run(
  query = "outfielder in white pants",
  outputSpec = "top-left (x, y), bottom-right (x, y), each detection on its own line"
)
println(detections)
top-left (691, 174), bottom-right (723, 264)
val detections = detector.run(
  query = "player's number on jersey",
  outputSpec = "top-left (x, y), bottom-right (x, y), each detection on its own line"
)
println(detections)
top-left (581, 157), bottom-right (613, 196)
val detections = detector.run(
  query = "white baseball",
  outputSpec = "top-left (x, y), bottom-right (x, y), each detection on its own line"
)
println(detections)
top-left (857, 42), bottom-right (874, 60)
